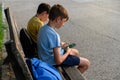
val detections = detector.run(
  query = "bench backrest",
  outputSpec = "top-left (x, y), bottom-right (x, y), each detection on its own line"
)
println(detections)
top-left (4, 8), bottom-right (33, 80)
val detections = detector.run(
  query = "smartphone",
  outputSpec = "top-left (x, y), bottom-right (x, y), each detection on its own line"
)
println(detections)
top-left (64, 43), bottom-right (76, 50)
top-left (68, 43), bottom-right (76, 48)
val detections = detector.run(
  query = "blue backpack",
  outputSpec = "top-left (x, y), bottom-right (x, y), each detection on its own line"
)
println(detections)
top-left (29, 58), bottom-right (62, 80)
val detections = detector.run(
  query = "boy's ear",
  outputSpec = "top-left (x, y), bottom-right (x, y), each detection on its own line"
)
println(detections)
top-left (55, 16), bottom-right (61, 22)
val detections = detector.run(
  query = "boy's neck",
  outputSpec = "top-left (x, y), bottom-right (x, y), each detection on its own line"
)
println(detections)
top-left (47, 21), bottom-right (56, 29)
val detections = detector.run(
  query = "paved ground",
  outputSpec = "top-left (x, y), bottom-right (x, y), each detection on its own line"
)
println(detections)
top-left (2, 0), bottom-right (120, 80)
top-left (0, 0), bottom-right (1, 3)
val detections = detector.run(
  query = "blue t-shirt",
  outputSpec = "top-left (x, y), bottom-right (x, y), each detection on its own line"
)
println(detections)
top-left (37, 25), bottom-right (64, 65)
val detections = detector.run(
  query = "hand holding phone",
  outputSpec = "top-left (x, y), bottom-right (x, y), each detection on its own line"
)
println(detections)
top-left (68, 43), bottom-right (76, 48)
top-left (64, 43), bottom-right (76, 51)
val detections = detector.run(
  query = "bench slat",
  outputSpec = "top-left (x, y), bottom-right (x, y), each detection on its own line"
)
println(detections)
top-left (5, 40), bottom-right (33, 80)
top-left (62, 66), bottom-right (86, 80)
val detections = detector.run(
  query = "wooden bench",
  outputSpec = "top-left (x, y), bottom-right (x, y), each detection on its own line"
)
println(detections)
top-left (4, 7), bottom-right (86, 80)
top-left (4, 8), bottom-right (33, 80)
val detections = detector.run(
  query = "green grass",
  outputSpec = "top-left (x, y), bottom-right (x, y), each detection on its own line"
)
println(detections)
top-left (0, 4), bottom-right (6, 79)
top-left (0, 5), bottom-right (5, 49)
top-left (0, 4), bottom-right (3, 79)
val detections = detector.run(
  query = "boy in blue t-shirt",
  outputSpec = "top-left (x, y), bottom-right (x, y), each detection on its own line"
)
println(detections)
top-left (37, 4), bottom-right (90, 73)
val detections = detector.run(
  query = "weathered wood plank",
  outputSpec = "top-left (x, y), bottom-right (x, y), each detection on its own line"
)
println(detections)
top-left (57, 67), bottom-right (66, 80)
top-left (4, 40), bottom-right (26, 80)
top-left (4, 8), bottom-right (33, 80)
top-left (62, 66), bottom-right (86, 80)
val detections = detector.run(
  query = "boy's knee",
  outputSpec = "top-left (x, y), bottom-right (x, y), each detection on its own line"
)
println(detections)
top-left (85, 59), bottom-right (90, 68)
top-left (71, 48), bottom-right (79, 55)
top-left (80, 57), bottom-right (90, 68)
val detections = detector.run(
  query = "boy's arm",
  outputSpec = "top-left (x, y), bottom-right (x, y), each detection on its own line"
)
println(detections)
top-left (53, 47), bottom-right (71, 65)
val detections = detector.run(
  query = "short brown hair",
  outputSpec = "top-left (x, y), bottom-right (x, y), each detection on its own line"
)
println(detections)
top-left (37, 3), bottom-right (51, 14)
top-left (49, 4), bottom-right (69, 21)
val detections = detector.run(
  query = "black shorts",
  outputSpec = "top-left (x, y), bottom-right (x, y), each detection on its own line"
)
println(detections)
top-left (61, 55), bottom-right (80, 66)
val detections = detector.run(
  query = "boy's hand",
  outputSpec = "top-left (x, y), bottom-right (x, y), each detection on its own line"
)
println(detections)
top-left (61, 42), bottom-right (69, 48)
top-left (63, 43), bottom-right (69, 48)
top-left (66, 48), bottom-right (72, 55)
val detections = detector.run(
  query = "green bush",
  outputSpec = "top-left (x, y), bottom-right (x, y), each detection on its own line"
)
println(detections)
top-left (0, 4), bottom-right (5, 79)
top-left (0, 4), bottom-right (2, 79)
top-left (0, 5), bottom-right (5, 49)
